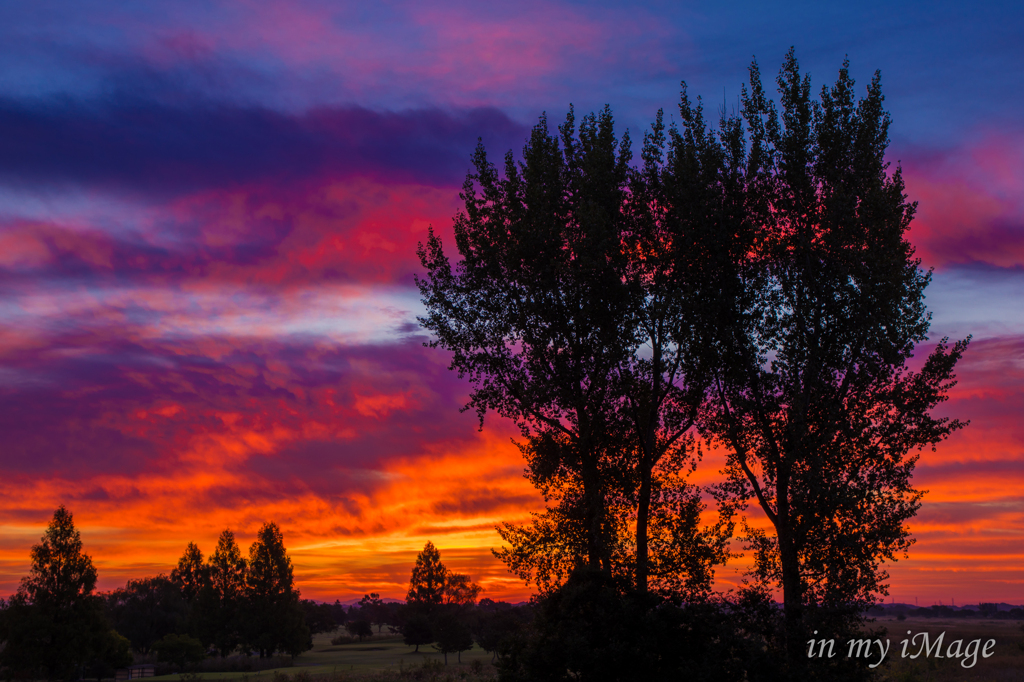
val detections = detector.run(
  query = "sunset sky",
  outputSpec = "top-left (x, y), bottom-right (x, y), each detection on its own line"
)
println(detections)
top-left (0, 1), bottom-right (1021, 606)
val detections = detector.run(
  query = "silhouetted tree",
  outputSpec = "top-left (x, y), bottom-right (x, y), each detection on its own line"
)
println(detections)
top-left (171, 542), bottom-right (207, 604)
top-left (300, 599), bottom-right (339, 635)
top-left (194, 529), bottom-right (247, 656)
top-left (402, 613), bottom-right (433, 652)
top-left (0, 506), bottom-right (110, 680)
top-left (417, 110), bottom-right (635, 576)
top-left (432, 609), bottom-right (473, 664)
top-left (419, 107), bottom-right (734, 596)
top-left (103, 575), bottom-right (187, 654)
top-left (345, 618), bottom-right (373, 641)
top-left (444, 573), bottom-right (482, 605)
top-left (242, 522), bottom-right (311, 658)
top-left (358, 592), bottom-right (386, 632)
top-left (406, 541), bottom-right (447, 609)
top-left (692, 50), bottom-right (969, 666)
top-left (87, 630), bottom-right (133, 681)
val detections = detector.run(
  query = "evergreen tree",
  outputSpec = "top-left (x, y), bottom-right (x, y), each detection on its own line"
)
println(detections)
top-left (242, 522), bottom-right (310, 658)
top-left (171, 542), bottom-right (207, 604)
top-left (0, 506), bottom-right (110, 680)
top-left (194, 529), bottom-right (247, 656)
top-left (406, 541), bottom-right (447, 608)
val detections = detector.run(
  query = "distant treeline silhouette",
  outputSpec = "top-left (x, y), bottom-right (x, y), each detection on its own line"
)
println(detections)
top-left (0, 508), bottom-right (528, 679)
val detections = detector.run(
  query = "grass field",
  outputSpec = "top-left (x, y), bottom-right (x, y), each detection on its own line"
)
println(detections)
top-left (151, 632), bottom-right (496, 681)
top-left (147, 618), bottom-right (1024, 682)
top-left (869, 617), bottom-right (1024, 681)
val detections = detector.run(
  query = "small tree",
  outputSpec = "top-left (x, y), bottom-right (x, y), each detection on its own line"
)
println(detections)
top-left (402, 613), bottom-right (433, 652)
top-left (406, 542), bottom-right (447, 609)
top-left (345, 619), bottom-right (373, 641)
top-left (198, 529), bottom-right (247, 656)
top-left (695, 51), bottom-right (970, 664)
top-left (89, 629), bottom-right (133, 680)
top-left (358, 592), bottom-right (386, 632)
top-left (432, 610), bottom-right (473, 664)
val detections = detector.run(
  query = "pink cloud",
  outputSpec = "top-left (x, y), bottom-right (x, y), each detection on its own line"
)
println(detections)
top-left (902, 130), bottom-right (1024, 269)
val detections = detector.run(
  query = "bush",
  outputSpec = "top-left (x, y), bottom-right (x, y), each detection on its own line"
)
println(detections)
top-left (497, 570), bottom-right (775, 682)
top-left (330, 633), bottom-right (357, 645)
top-left (345, 618), bottom-right (373, 641)
top-left (153, 633), bottom-right (205, 671)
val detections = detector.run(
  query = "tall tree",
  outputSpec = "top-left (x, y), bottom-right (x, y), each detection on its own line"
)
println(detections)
top-left (243, 522), bottom-right (310, 658)
top-left (615, 108), bottom-right (738, 595)
top-left (0, 506), bottom-right (110, 680)
top-left (418, 107), bottom-right (635, 575)
top-left (194, 529), bottom-right (247, 655)
top-left (420, 107), bottom-right (732, 596)
top-left (171, 542), bottom-right (207, 604)
top-left (698, 51), bottom-right (969, 663)
top-left (406, 541), bottom-right (447, 608)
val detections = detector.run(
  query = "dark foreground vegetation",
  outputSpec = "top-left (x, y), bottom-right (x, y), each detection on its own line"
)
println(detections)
top-left (0, 50), bottom-right (993, 682)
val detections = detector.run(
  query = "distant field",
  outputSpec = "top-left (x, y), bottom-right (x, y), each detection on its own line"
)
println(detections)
top-left (869, 617), bottom-right (1024, 681)
top-left (152, 632), bottom-right (495, 681)
top-left (149, 618), bottom-right (1024, 682)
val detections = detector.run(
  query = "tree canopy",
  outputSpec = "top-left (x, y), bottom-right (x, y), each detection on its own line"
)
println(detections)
top-left (691, 50), bottom-right (969, 662)
top-left (418, 49), bottom-right (969, 675)
top-left (418, 107), bottom-right (731, 596)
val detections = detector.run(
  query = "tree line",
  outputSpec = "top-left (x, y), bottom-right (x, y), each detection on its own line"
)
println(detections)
top-left (0, 507), bottom-right (322, 679)
top-left (416, 49), bottom-right (969, 681)
top-left (0, 507), bottom-right (525, 679)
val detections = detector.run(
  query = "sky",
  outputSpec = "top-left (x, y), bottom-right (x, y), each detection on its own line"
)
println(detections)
top-left (0, 0), bottom-right (1021, 605)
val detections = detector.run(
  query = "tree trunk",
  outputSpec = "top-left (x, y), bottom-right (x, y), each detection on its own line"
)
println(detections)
top-left (580, 447), bottom-right (606, 572)
top-left (778, 528), bottom-right (804, 665)
top-left (635, 461), bottom-right (652, 593)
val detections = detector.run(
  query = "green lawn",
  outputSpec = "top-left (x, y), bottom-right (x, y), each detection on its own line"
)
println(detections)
top-left (152, 632), bottom-right (494, 681)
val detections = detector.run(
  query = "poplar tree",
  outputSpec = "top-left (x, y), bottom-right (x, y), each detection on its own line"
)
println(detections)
top-left (694, 50), bottom-right (969, 665)
top-left (419, 107), bottom-right (732, 596)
